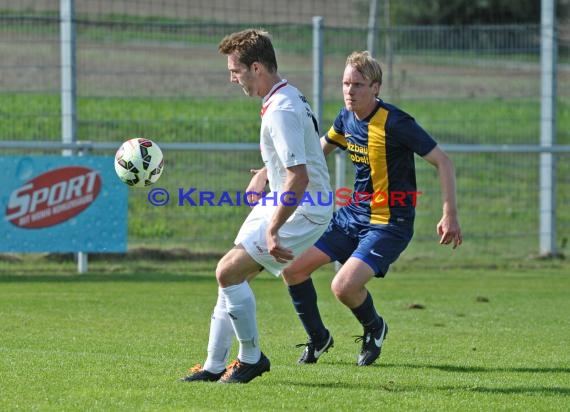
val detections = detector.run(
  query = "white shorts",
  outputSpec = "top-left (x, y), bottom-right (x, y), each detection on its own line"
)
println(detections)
top-left (234, 205), bottom-right (328, 276)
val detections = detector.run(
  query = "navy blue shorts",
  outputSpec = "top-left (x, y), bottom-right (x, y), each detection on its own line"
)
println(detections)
top-left (314, 208), bottom-right (413, 277)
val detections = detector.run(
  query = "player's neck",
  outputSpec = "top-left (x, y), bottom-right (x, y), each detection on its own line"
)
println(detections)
top-left (258, 73), bottom-right (284, 98)
top-left (354, 99), bottom-right (378, 120)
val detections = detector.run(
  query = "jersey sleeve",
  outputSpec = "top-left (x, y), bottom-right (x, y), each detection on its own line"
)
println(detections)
top-left (267, 108), bottom-right (307, 167)
top-left (323, 108), bottom-right (348, 150)
top-left (388, 111), bottom-right (437, 156)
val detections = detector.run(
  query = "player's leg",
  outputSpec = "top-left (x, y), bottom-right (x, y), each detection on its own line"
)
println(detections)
top-left (282, 215), bottom-right (357, 364)
top-left (216, 245), bottom-right (270, 383)
top-left (218, 209), bottom-right (328, 382)
top-left (215, 205), bottom-right (288, 383)
top-left (181, 255), bottom-right (261, 383)
top-left (282, 246), bottom-right (333, 363)
top-left (216, 246), bottom-right (264, 366)
top-left (180, 290), bottom-right (232, 382)
top-left (334, 224), bottom-right (413, 366)
top-left (203, 290), bottom-right (232, 371)
top-left (331, 257), bottom-right (388, 366)
top-left (331, 257), bottom-right (376, 308)
top-left (204, 266), bottom-right (259, 373)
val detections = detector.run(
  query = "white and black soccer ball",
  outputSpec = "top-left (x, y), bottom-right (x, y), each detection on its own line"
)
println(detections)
top-left (114, 138), bottom-right (164, 187)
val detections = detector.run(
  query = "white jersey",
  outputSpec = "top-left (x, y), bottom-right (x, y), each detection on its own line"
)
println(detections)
top-left (259, 80), bottom-right (333, 224)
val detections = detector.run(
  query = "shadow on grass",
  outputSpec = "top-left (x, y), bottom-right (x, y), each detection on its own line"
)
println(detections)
top-left (457, 386), bottom-right (570, 395)
top-left (284, 360), bottom-right (570, 396)
top-left (322, 359), bottom-right (570, 375)
top-left (277, 378), bottom-right (570, 396)
top-left (384, 362), bottom-right (570, 374)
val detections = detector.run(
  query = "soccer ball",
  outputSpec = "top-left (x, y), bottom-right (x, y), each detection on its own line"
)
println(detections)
top-left (114, 138), bottom-right (164, 187)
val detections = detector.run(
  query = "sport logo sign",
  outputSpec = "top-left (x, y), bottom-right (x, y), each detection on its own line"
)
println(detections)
top-left (5, 166), bottom-right (101, 229)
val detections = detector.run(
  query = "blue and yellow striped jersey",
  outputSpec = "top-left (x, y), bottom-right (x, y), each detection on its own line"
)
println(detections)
top-left (325, 98), bottom-right (437, 226)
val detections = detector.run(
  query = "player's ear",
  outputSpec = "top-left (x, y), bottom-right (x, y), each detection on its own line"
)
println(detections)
top-left (372, 81), bottom-right (381, 96)
top-left (251, 61), bottom-right (262, 74)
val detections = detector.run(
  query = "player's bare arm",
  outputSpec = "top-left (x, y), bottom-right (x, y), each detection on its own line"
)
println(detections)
top-left (245, 167), bottom-right (268, 205)
top-left (320, 138), bottom-right (338, 156)
top-left (266, 164), bottom-right (309, 263)
top-left (422, 145), bottom-right (463, 249)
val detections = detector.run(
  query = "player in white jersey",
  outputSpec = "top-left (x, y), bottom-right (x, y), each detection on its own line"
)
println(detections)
top-left (180, 29), bottom-right (333, 384)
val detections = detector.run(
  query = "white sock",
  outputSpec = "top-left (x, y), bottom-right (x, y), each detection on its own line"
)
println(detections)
top-left (203, 289), bottom-right (234, 373)
top-left (222, 282), bottom-right (261, 364)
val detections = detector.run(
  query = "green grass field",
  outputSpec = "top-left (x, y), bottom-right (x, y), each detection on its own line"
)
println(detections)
top-left (2, 12), bottom-right (570, 411)
top-left (1, 258), bottom-right (569, 411)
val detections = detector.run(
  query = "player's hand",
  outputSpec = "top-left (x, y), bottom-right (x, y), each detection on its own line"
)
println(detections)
top-left (245, 168), bottom-right (268, 207)
top-left (436, 214), bottom-right (462, 249)
top-left (266, 228), bottom-right (294, 263)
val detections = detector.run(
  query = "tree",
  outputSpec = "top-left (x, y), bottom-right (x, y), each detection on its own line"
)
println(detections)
top-left (390, 0), bottom-right (541, 25)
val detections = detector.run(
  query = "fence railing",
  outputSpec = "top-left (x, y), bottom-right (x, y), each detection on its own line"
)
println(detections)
top-left (2, 140), bottom-right (569, 261)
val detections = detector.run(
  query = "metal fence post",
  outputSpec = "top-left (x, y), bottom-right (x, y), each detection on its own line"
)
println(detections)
top-left (312, 16), bottom-right (324, 131)
top-left (60, 0), bottom-right (87, 273)
top-left (539, 0), bottom-right (557, 256)
top-left (60, 0), bottom-right (76, 155)
top-left (367, 0), bottom-right (379, 56)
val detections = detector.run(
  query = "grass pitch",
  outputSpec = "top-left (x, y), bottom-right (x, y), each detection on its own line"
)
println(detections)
top-left (1, 258), bottom-right (569, 411)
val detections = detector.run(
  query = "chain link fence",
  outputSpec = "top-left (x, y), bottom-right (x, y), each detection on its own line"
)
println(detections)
top-left (1, 0), bottom-right (569, 263)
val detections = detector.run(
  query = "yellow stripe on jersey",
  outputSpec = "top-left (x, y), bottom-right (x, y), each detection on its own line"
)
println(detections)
top-left (326, 126), bottom-right (347, 149)
top-left (368, 107), bottom-right (390, 224)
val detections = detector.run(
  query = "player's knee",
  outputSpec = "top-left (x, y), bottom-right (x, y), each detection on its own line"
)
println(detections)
top-left (215, 258), bottom-right (233, 285)
top-left (330, 277), bottom-right (345, 300)
top-left (331, 276), bottom-right (357, 304)
top-left (215, 254), bottom-right (252, 287)
top-left (281, 266), bottom-right (310, 285)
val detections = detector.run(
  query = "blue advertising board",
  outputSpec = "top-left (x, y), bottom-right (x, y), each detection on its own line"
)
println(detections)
top-left (0, 156), bottom-right (127, 252)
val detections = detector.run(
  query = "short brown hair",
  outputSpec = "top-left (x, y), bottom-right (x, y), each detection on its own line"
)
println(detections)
top-left (218, 29), bottom-right (278, 73)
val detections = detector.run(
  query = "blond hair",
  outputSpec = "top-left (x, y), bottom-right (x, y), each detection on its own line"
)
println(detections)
top-left (346, 51), bottom-right (382, 87)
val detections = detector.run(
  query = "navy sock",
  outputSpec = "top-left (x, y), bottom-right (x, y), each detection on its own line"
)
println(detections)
top-left (351, 291), bottom-right (382, 331)
top-left (287, 278), bottom-right (328, 343)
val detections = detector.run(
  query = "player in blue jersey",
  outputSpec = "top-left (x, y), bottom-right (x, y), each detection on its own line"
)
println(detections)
top-left (281, 51), bottom-right (462, 366)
